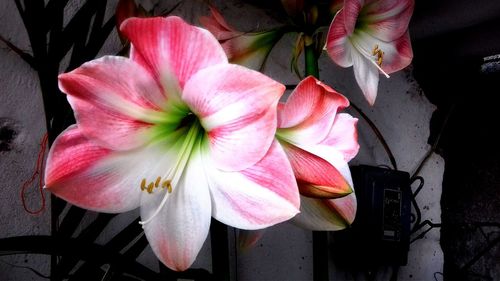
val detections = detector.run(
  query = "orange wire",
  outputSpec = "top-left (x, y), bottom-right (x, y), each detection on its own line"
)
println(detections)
top-left (20, 133), bottom-right (48, 215)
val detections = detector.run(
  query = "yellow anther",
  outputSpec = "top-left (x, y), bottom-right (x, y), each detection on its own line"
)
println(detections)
top-left (162, 180), bottom-right (173, 193)
top-left (372, 44), bottom-right (384, 66)
top-left (140, 177), bottom-right (173, 194)
top-left (147, 182), bottom-right (154, 194)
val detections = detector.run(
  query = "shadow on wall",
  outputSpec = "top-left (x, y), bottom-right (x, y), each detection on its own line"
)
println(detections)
top-left (411, 1), bottom-right (500, 279)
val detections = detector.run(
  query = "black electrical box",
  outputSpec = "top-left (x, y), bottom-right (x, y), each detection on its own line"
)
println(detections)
top-left (332, 165), bottom-right (411, 269)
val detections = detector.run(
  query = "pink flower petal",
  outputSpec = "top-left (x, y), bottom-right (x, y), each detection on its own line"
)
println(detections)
top-left (365, 0), bottom-right (414, 41)
top-left (59, 56), bottom-right (164, 150)
top-left (140, 153), bottom-right (212, 271)
top-left (207, 141), bottom-right (300, 230)
top-left (343, 0), bottom-right (363, 35)
top-left (320, 113), bottom-right (360, 162)
top-left (382, 31), bottom-right (413, 74)
top-left (201, 6), bottom-right (284, 70)
top-left (278, 76), bottom-right (349, 145)
top-left (44, 126), bottom-right (142, 213)
top-left (221, 32), bottom-right (281, 70)
top-left (238, 229), bottom-right (265, 251)
top-left (183, 64), bottom-right (285, 171)
top-left (120, 16), bottom-right (228, 89)
top-left (292, 193), bottom-right (357, 230)
top-left (199, 6), bottom-right (240, 41)
top-left (46, 124), bottom-right (198, 214)
top-left (326, 10), bottom-right (354, 68)
top-left (281, 142), bottom-right (352, 198)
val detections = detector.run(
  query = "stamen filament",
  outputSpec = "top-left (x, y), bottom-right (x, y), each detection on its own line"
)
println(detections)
top-left (139, 121), bottom-right (201, 225)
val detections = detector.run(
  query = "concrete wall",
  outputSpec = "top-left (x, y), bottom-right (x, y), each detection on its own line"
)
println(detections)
top-left (0, 0), bottom-right (444, 280)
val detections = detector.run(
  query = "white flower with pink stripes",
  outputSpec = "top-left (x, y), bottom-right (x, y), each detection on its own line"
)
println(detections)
top-left (326, 0), bottom-right (414, 105)
top-left (44, 16), bottom-right (300, 271)
top-left (277, 76), bottom-right (359, 230)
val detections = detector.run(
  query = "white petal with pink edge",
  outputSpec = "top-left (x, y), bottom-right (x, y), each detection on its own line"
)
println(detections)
top-left (280, 142), bottom-right (352, 198)
top-left (206, 141), bottom-right (300, 230)
top-left (44, 126), bottom-right (138, 213)
top-left (292, 193), bottom-right (357, 230)
top-left (343, 0), bottom-right (364, 35)
top-left (278, 76), bottom-right (349, 146)
top-left (59, 56), bottom-right (167, 151)
top-left (140, 152), bottom-right (212, 271)
top-left (182, 64), bottom-right (285, 171)
top-left (326, 10), bottom-right (354, 68)
top-left (298, 145), bottom-right (354, 188)
top-left (364, 0), bottom-right (414, 41)
top-left (45, 125), bottom-right (193, 213)
top-left (320, 113), bottom-right (360, 162)
top-left (351, 50), bottom-right (380, 105)
top-left (120, 16), bottom-right (228, 89)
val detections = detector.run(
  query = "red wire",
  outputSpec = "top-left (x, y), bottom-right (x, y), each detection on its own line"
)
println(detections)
top-left (20, 133), bottom-right (48, 215)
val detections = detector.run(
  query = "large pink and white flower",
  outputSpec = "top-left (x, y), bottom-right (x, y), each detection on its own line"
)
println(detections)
top-left (44, 16), bottom-right (300, 271)
top-left (277, 76), bottom-right (359, 230)
top-left (326, 0), bottom-right (414, 105)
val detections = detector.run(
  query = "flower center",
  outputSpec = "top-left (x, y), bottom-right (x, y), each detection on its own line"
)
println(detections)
top-left (139, 117), bottom-right (204, 225)
top-left (349, 35), bottom-right (390, 78)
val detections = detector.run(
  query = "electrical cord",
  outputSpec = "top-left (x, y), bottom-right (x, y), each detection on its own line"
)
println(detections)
top-left (433, 271), bottom-right (443, 281)
top-left (409, 176), bottom-right (443, 244)
top-left (349, 102), bottom-right (398, 170)
top-left (408, 164), bottom-right (499, 276)
top-left (409, 176), bottom-right (428, 235)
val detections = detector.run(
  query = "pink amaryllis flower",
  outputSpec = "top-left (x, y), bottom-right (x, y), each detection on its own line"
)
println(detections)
top-left (200, 6), bottom-right (286, 70)
top-left (44, 16), bottom-right (300, 271)
top-left (326, 0), bottom-right (414, 105)
top-left (277, 76), bottom-right (359, 230)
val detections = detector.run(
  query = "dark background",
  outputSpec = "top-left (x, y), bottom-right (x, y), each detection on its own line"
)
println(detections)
top-left (411, 1), bottom-right (500, 279)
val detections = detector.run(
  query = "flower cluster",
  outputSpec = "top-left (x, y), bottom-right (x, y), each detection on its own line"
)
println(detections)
top-left (202, 0), bottom-right (414, 105)
top-left (45, 16), bottom-right (358, 270)
top-left (44, 0), bottom-right (414, 272)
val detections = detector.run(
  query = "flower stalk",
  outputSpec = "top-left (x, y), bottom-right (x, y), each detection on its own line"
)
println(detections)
top-left (304, 34), bottom-right (329, 281)
top-left (304, 35), bottom-right (319, 78)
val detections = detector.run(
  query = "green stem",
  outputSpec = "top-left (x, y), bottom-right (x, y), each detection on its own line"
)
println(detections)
top-left (304, 34), bottom-right (329, 281)
top-left (304, 35), bottom-right (319, 78)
